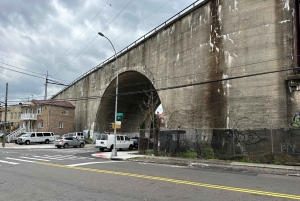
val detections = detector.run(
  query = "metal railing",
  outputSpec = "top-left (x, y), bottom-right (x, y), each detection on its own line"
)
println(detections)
top-left (51, 0), bottom-right (205, 99)
top-left (20, 113), bottom-right (37, 120)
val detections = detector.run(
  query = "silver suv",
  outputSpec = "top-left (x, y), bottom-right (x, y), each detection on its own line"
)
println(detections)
top-left (54, 137), bottom-right (85, 148)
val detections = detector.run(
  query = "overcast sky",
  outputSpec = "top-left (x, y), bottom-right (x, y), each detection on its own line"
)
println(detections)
top-left (0, 0), bottom-right (197, 109)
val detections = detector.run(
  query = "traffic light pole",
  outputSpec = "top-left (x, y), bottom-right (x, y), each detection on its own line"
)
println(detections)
top-left (2, 83), bottom-right (8, 148)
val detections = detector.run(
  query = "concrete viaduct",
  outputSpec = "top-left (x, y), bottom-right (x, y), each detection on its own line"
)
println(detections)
top-left (52, 0), bottom-right (300, 137)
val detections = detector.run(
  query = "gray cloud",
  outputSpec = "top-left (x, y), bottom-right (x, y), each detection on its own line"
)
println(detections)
top-left (0, 0), bottom-right (196, 103)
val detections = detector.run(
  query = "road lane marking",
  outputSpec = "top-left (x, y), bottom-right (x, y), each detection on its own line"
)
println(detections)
top-left (34, 155), bottom-right (94, 160)
top-left (67, 161), bottom-right (123, 167)
top-left (20, 157), bottom-right (50, 161)
top-left (0, 160), bottom-right (19, 164)
top-left (36, 162), bottom-right (300, 200)
top-left (5, 157), bottom-right (36, 163)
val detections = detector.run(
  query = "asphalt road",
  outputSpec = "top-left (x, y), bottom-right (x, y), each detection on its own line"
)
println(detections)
top-left (0, 147), bottom-right (300, 201)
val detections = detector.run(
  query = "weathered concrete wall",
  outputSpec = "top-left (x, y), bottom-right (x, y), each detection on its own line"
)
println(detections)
top-left (53, 0), bottom-right (297, 133)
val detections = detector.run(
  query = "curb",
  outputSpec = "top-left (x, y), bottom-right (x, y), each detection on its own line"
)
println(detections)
top-left (128, 157), bottom-right (300, 176)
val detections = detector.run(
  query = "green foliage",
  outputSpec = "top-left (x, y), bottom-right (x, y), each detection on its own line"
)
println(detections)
top-left (178, 151), bottom-right (197, 159)
top-left (201, 146), bottom-right (214, 159)
top-left (84, 137), bottom-right (93, 144)
top-left (253, 160), bottom-right (261, 164)
top-left (239, 158), bottom-right (250, 163)
top-left (87, 130), bottom-right (90, 139)
top-left (274, 161), bottom-right (283, 165)
top-left (145, 150), bottom-right (153, 155)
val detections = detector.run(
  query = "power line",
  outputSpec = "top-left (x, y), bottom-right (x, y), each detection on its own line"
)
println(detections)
top-left (53, 0), bottom-right (133, 76)
top-left (68, 0), bottom-right (174, 72)
top-left (0, 61), bottom-right (45, 76)
top-left (50, 67), bottom-right (298, 101)
top-left (0, 65), bottom-right (45, 80)
top-left (0, 65), bottom-right (70, 86)
top-left (48, 0), bottom-right (110, 72)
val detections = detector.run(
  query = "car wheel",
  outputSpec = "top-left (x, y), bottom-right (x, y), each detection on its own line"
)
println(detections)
top-left (45, 139), bottom-right (49, 144)
top-left (25, 140), bottom-right (30, 145)
top-left (99, 148), bottom-right (104, 151)
top-left (129, 145), bottom-right (133, 150)
top-left (109, 145), bottom-right (114, 152)
top-left (63, 143), bottom-right (69, 148)
top-left (79, 143), bottom-right (84, 148)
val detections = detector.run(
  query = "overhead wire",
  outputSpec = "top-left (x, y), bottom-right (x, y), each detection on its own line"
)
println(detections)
top-left (53, 0), bottom-right (133, 76)
top-left (46, 66), bottom-right (299, 102)
top-left (68, 0), bottom-right (174, 71)
top-left (48, 0), bottom-right (110, 72)
top-left (0, 61), bottom-right (46, 76)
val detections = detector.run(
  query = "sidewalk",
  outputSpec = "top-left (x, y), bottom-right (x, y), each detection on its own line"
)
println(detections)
top-left (128, 155), bottom-right (300, 176)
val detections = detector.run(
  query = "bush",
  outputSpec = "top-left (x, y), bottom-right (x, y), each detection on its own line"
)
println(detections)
top-left (201, 146), bottom-right (214, 159)
top-left (84, 138), bottom-right (93, 144)
top-left (178, 151), bottom-right (197, 159)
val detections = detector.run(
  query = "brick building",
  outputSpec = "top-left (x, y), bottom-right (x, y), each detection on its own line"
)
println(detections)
top-left (20, 100), bottom-right (75, 135)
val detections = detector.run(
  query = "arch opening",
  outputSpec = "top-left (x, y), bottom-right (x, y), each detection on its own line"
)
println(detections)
top-left (95, 71), bottom-right (161, 134)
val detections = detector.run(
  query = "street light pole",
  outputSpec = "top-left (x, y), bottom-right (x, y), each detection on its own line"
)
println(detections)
top-left (2, 83), bottom-right (8, 148)
top-left (98, 32), bottom-right (118, 157)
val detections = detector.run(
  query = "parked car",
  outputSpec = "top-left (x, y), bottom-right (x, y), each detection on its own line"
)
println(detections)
top-left (130, 137), bottom-right (139, 149)
top-left (54, 137), bottom-right (85, 148)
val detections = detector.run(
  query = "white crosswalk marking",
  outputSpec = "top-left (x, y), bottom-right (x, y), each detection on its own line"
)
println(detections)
top-left (5, 157), bottom-right (36, 163)
top-left (20, 156), bottom-right (50, 161)
top-left (0, 159), bottom-right (19, 165)
top-left (0, 154), bottom-right (95, 166)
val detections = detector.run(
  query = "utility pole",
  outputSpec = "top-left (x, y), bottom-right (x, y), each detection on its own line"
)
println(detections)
top-left (44, 71), bottom-right (48, 100)
top-left (2, 83), bottom-right (8, 148)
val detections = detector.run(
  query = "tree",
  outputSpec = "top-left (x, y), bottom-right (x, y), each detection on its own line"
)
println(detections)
top-left (138, 87), bottom-right (160, 156)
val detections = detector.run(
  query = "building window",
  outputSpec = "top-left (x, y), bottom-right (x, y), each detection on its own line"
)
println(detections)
top-left (38, 121), bottom-right (44, 128)
top-left (37, 107), bottom-right (42, 115)
top-left (64, 110), bottom-right (68, 115)
top-left (59, 122), bottom-right (63, 128)
top-left (161, 119), bottom-right (164, 123)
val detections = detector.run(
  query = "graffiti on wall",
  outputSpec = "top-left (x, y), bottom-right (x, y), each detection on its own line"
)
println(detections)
top-left (290, 112), bottom-right (300, 127)
top-left (225, 129), bottom-right (265, 145)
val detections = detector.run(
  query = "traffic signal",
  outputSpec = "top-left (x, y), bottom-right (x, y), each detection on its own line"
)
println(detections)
top-left (109, 123), bottom-right (115, 129)
top-left (116, 124), bottom-right (121, 129)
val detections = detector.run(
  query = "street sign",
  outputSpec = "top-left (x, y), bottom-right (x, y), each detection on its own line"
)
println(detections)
top-left (117, 113), bottom-right (124, 117)
top-left (117, 113), bottom-right (124, 121)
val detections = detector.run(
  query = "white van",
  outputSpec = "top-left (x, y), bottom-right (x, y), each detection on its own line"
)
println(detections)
top-left (17, 132), bottom-right (55, 145)
top-left (95, 134), bottom-right (133, 151)
top-left (62, 132), bottom-right (84, 140)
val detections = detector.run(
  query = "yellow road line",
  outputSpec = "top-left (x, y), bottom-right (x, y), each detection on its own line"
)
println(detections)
top-left (36, 162), bottom-right (300, 200)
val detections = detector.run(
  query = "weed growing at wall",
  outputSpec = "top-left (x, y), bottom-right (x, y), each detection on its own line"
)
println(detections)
top-left (201, 145), bottom-right (214, 159)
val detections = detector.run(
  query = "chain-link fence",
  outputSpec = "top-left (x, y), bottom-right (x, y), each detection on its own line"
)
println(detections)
top-left (157, 128), bottom-right (300, 163)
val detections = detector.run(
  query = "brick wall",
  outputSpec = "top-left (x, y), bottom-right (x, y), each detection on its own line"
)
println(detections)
top-left (48, 105), bottom-right (75, 135)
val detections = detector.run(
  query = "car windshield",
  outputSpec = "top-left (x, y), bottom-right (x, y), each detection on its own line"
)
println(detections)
top-left (21, 133), bottom-right (30, 137)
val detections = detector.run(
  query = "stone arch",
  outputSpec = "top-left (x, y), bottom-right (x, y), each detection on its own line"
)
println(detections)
top-left (94, 70), bottom-right (161, 133)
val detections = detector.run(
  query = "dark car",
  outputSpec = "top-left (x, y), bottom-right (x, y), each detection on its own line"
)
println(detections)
top-left (130, 137), bottom-right (139, 149)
